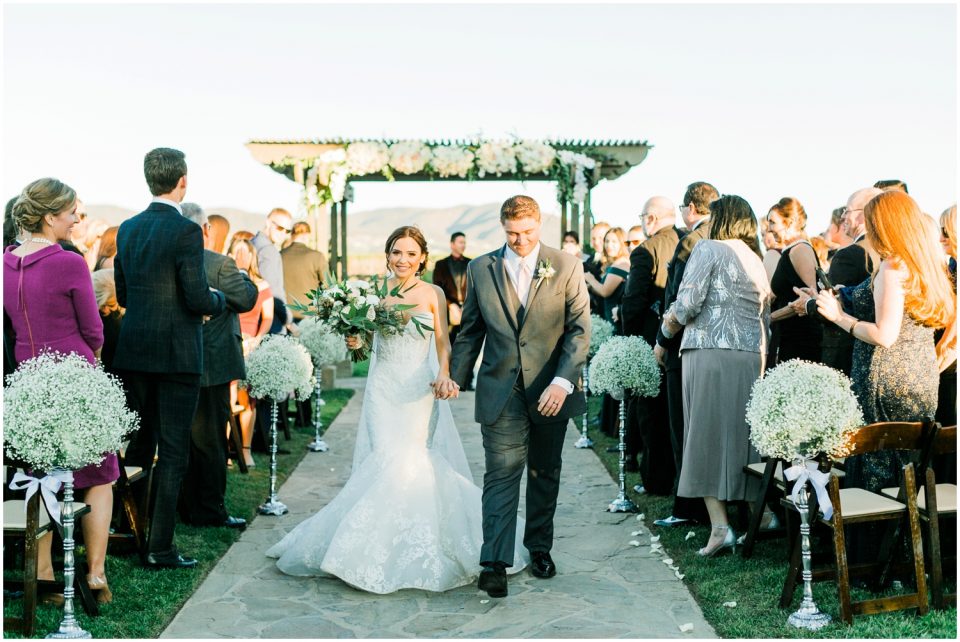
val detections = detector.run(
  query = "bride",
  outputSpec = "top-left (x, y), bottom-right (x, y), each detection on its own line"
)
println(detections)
top-left (266, 225), bottom-right (529, 593)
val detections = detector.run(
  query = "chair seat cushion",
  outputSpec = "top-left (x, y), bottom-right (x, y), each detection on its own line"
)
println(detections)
top-left (835, 488), bottom-right (904, 518)
top-left (745, 461), bottom-right (846, 482)
top-left (880, 484), bottom-right (957, 513)
top-left (3, 499), bottom-right (90, 533)
top-left (122, 466), bottom-right (144, 483)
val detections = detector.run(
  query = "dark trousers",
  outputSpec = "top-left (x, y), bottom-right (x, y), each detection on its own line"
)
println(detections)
top-left (664, 361), bottom-right (709, 522)
top-left (121, 370), bottom-right (200, 557)
top-left (821, 336), bottom-right (853, 378)
top-left (634, 383), bottom-right (675, 496)
top-left (449, 324), bottom-right (474, 389)
top-left (179, 383), bottom-right (230, 525)
top-left (480, 382), bottom-right (566, 567)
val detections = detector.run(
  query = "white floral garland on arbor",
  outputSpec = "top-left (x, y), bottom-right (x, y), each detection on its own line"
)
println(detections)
top-left (290, 139), bottom-right (602, 208)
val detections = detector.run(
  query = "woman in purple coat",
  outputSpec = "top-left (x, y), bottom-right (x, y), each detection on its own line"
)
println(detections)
top-left (4, 178), bottom-right (118, 604)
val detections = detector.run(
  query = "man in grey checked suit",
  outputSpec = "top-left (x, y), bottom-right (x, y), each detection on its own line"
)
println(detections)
top-left (450, 195), bottom-right (590, 598)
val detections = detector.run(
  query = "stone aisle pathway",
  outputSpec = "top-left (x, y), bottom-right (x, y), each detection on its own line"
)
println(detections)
top-left (161, 378), bottom-right (715, 639)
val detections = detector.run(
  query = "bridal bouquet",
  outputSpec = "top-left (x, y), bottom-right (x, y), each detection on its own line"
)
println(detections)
top-left (589, 314), bottom-right (615, 357)
top-left (243, 335), bottom-right (315, 401)
top-left (746, 360), bottom-right (863, 462)
top-left (589, 336), bottom-right (660, 399)
top-left (298, 318), bottom-right (348, 367)
top-left (291, 277), bottom-right (432, 362)
top-left (4, 352), bottom-right (139, 472)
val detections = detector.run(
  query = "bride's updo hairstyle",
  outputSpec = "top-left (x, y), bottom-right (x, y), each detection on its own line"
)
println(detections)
top-left (13, 178), bottom-right (77, 234)
top-left (385, 225), bottom-right (429, 276)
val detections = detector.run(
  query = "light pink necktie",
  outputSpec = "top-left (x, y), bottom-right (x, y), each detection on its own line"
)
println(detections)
top-left (517, 258), bottom-right (532, 306)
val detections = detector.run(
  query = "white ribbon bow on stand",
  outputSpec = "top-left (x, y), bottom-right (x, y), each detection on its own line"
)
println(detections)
top-left (784, 460), bottom-right (835, 520)
top-left (8, 471), bottom-right (68, 526)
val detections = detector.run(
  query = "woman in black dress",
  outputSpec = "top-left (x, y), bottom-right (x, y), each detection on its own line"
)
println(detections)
top-left (767, 197), bottom-right (821, 365)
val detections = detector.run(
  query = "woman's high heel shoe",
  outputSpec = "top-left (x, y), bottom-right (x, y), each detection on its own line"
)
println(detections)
top-left (697, 525), bottom-right (737, 557)
top-left (87, 574), bottom-right (113, 604)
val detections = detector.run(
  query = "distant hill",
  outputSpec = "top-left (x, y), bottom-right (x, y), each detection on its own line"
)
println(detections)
top-left (86, 202), bottom-right (561, 273)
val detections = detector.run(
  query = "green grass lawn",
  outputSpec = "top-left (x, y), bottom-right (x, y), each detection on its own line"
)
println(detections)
top-left (3, 389), bottom-right (354, 639)
top-left (579, 395), bottom-right (957, 638)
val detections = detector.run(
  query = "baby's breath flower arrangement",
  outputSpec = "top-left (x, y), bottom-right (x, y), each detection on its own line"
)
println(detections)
top-left (746, 360), bottom-right (863, 461)
top-left (243, 335), bottom-right (315, 401)
top-left (589, 314), bottom-right (615, 357)
top-left (298, 319), bottom-right (348, 367)
top-left (589, 336), bottom-right (661, 399)
top-left (3, 352), bottom-right (139, 472)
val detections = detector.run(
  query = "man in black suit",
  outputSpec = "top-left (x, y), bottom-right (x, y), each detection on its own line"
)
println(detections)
top-left (179, 203), bottom-right (258, 530)
top-left (620, 196), bottom-right (681, 493)
top-left (652, 182), bottom-right (719, 527)
top-left (791, 187), bottom-right (882, 376)
top-left (114, 148), bottom-right (226, 569)
top-left (432, 231), bottom-right (473, 389)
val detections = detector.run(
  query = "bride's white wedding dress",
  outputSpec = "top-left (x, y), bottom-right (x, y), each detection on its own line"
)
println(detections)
top-left (266, 312), bottom-right (528, 593)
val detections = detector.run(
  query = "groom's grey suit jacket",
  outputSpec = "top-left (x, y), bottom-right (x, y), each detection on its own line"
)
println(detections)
top-left (450, 244), bottom-right (591, 426)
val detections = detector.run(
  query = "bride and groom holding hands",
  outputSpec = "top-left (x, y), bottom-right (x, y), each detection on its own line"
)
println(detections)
top-left (266, 195), bottom-right (591, 598)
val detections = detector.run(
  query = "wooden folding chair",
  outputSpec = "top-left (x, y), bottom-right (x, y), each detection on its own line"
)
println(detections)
top-left (226, 404), bottom-right (248, 474)
top-left (880, 424), bottom-right (957, 610)
top-left (779, 420), bottom-right (938, 624)
top-left (109, 448), bottom-right (149, 561)
top-left (3, 491), bottom-right (42, 636)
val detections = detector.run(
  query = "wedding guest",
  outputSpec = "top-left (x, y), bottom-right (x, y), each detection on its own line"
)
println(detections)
top-left (432, 231), bottom-right (473, 389)
top-left (584, 227), bottom-right (630, 325)
top-left (180, 203), bottom-right (257, 529)
top-left (790, 187), bottom-right (882, 376)
top-left (114, 148), bottom-right (225, 569)
top-left (584, 221), bottom-right (609, 314)
top-left (824, 205), bottom-right (853, 258)
top-left (767, 197), bottom-right (821, 364)
top-left (874, 179), bottom-right (908, 193)
top-left (60, 198), bottom-right (88, 256)
top-left (661, 195), bottom-right (771, 557)
top-left (92, 268), bottom-right (122, 373)
top-left (936, 204), bottom-right (956, 428)
top-left (82, 219), bottom-right (110, 271)
top-left (228, 229), bottom-right (254, 247)
top-left (3, 197), bottom-right (19, 380)
top-left (620, 197), bottom-right (681, 491)
top-left (208, 214), bottom-right (230, 254)
top-left (281, 221), bottom-right (330, 319)
top-left (93, 226), bottom-right (118, 270)
top-left (561, 230), bottom-right (582, 257)
top-left (761, 216), bottom-right (784, 281)
top-left (653, 181), bottom-right (719, 528)
top-left (229, 236), bottom-right (273, 461)
top-left (4, 196), bottom-right (19, 246)
top-left (810, 236), bottom-right (831, 272)
top-left (3, 178), bottom-right (118, 602)
top-left (251, 207), bottom-right (291, 303)
top-left (626, 224), bottom-right (646, 251)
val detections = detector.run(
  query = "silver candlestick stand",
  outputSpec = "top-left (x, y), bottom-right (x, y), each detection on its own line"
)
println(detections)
top-left (574, 363), bottom-right (593, 449)
top-left (47, 469), bottom-right (91, 639)
top-left (607, 389), bottom-right (637, 513)
top-left (258, 401), bottom-right (288, 516)
top-left (787, 470), bottom-right (831, 630)
top-left (306, 370), bottom-right (328, 452)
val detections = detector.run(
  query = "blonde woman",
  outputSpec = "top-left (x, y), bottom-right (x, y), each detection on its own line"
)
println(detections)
top-left (816, 191), bottom-right (955, 492)
top-left (583, 226), bottom-right (631, 325)
top-left (936, 205), bottom-right (956, 430)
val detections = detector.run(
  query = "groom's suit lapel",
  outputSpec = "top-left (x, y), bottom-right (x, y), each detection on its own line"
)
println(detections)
top-left (488, 247), bottom-right (520, 334)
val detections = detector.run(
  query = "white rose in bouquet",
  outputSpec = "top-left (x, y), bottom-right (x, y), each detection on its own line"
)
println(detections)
top-left (389, 141), bottom-right (433, 175)
top-left (365, 294), bottom-right (381, 306)
top-left (475, 141), bottom-right (518, 177)
top-left (345, 141), bottom-right (390, 176)
top-left (430, 146), bottom-right (475, 178)
top-left (514, 140), bottom-right (557, 174)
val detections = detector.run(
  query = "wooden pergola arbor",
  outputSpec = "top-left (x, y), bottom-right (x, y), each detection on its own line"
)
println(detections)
top-left (246, 138), bottom-right (652, 279)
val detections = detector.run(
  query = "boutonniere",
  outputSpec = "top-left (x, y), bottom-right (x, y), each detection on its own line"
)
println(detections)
top-left (535, 259), bottom-right (556, 287)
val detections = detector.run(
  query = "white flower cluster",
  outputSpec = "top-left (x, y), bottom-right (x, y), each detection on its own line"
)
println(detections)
top-left (475, 141), bottom-right (517, 177)
top-left (746, 360), bottom-right (864, 461)
top-left (3, 352), bottom-right (139, 472)
top-left (589, 336), bottom-right (661, 398)
top-left (243, 334), bottom-right (315, 401)
top-left (514, 140), bottom-right (557, 174)
top-left (589, 314), bottom-right (615, 357)
top-left (557, 150), bottom-right (597, 204)
top-left (345, 141), bottom-right (390, 176)
top-left (389, 141), bottom-right (433, 175)
top-left (431, 146), bottom-right (476, 178)
top-left (305, 149), bottom-right (349, 204)
top-left (298, 318), bottom-right (348, 367)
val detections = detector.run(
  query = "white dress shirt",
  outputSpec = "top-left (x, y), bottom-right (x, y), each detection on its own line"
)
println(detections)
top-left (151, 197), bottom-right (183, 215)
top-left (502, 244), bottom-right (574, 395)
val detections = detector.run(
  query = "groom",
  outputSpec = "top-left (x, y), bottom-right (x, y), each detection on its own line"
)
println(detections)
top-left (450, 195), bottom-right (590, 597)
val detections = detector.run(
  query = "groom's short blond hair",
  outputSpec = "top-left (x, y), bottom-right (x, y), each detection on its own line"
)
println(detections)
top-left (500, 195), bottom-right (541, 223)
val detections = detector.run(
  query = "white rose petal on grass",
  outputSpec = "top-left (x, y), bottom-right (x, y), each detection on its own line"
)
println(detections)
top-left (636, 513), bottom-right (645, 521)
top-left (669, 565), bottom-right (680, 572)
top-left (675, 570), bottom-right (686, 580)
top-left (722, 601), bottom-right (737, 608)
top-left (662, 558), bottom-right (674, 565)
top-left (678, 623), bottom-right (694, 633)
top-left (480, 599), bottom-right (490, 604)
top-left (628, 540), bottom-right (641, 547)
top-left (685, 531), bottom-right (696, 541)
top-left (631, 530), bottom-right (643, 536)
top-left (650, 535), bottom-right (661, 543)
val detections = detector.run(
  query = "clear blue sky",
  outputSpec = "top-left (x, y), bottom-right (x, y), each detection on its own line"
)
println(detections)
top-left (3, 1), bottom-right (956, 233)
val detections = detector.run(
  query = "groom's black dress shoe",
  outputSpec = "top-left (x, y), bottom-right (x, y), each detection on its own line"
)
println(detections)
top-left (144, 553), bottom-right (198, 569)
top-left (478, 563), bottom-right (508, 598)
top-left (530, 551), bottom-right (557, 579)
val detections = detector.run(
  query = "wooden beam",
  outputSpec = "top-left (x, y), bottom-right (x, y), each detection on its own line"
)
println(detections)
top-left (560, 199), bottom-right (568, 245)
top-left (329, 202), bottom-right (340, 280)
top-left (339, 198), bottom-right (348, 278)
top-left (583, 189), bottom-right (593, 247)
